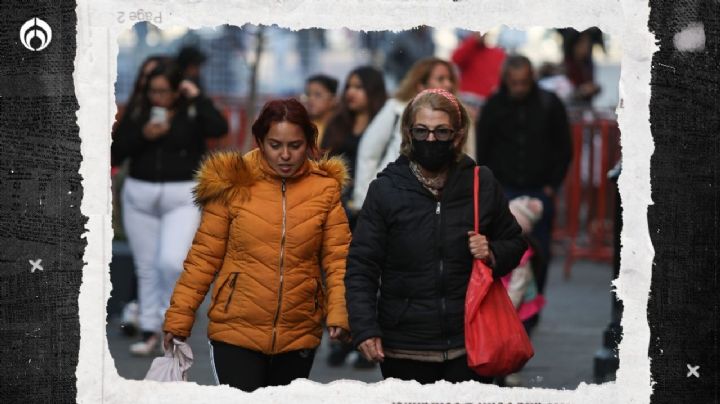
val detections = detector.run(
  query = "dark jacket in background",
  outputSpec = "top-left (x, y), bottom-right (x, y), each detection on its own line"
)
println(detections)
top-left (345, 155), bottom-right (526, 351)
top-left (111, 95), bottom-right (228, 182)
top-left (475, 85), bottom-right (572, 190)
top-left (320, 130), bottom-right (362, 204)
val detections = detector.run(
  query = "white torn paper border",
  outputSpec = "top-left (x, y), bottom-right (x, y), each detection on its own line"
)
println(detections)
top-left (75, 0), bottom-right (657, 402)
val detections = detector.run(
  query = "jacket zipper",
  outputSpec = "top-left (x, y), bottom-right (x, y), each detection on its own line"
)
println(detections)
top-left (270, 178), bottom-right (288, 353)
top-left (436, 200), bottom-right (449, 350)
top-left (223, 273), bottom-right (239, 312)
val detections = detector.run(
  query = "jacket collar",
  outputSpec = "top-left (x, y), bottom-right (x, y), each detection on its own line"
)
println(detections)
top-left (192, 148), bottom-right (349, 206)
top-left (381, 154), bottom-right (476, 199)
top-left (497, 81), bottom-right (541, 104)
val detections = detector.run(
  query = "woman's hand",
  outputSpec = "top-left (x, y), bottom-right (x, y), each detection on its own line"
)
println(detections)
top-left (143, 121), bottom-right (170, 141)
top-left (358, 337), bottom-right (384, 363)
top-left (467, 231), bottom-right (495, 266)
top-left (328, 326), bottom-right (351, 343)
top-left (162, 332), bottom-right (186, 352)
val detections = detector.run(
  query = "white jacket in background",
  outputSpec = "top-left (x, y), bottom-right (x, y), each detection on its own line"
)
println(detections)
top-left (353, 99), bottom-right (407, 208)
top-left (353, 98), bottom-right (477, 208)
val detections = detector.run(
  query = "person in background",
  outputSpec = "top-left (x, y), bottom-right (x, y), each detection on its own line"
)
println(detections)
top-left (537, 62), bottom-right (575, 104)
top-left (475, 55), bottom-right (572, 296)
top-left (113, 55), bottom-right (173, 337)
top-left (321, 66), bottom-right (387, 224)
top-left (451, 31), bottom-right (506, 128)
top-left (500, 196), bottom-right (547, 387)
top-left (303, 74), bottom-right (339, 146)
top-left (451, 32), bottom-right (506, 103)
top-left (111, 61), bottom-right (228, 356)
top-left (352, 57), bottom-right (459, 210)
top-left (120, 55), bottom-right (174, 124)
top-left (163, 99), bottom-right (351, 392)
top-left (346, 89), bottom-right (525, 384)
top-left (176, 45), bottom-right (207, 90)
top-left (559, 27), bottom-right (604, 107)
top-left (320, 66), bottom-right (387, 368)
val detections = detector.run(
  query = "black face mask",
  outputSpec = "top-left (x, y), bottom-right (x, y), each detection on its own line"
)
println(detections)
top-left (411, 138), bottom-right (455, 172)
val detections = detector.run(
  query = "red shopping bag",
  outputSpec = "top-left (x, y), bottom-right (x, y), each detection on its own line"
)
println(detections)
top-left (465, 166), bottom-right (534, 377)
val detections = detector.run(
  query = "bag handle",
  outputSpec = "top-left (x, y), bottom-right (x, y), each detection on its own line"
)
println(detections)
top-left (474, 166), bottom-right (480, 234)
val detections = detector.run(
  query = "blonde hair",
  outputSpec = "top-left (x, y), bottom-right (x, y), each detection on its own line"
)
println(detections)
top-left (399, 91), bottom-right (470, 160)
top-left (394, 58), bottom-right (457, 102)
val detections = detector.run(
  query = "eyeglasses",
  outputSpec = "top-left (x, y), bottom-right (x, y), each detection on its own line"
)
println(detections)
top-left (409, 126), bottom-right (455, 141)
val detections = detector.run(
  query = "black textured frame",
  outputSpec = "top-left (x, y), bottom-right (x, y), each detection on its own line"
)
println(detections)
top-left (0, 0), bottom-right (718, 402)
top-left (0, 1), bottom-right (85, 402)
top-left (647, 0), bottom-right (718, 402)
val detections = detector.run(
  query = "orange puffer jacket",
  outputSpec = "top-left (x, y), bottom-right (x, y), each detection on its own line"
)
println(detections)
top-left (163, 148), bottom-right (351, 354)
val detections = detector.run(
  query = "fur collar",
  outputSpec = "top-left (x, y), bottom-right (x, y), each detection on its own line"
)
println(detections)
top-left (193, 148), bottom-right (349, 206)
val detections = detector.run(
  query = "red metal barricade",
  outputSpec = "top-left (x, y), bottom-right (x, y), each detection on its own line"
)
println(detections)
top-left (555, 112), bottom-right (621, 278)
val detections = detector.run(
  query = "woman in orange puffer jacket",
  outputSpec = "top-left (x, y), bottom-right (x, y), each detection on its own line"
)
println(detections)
top-left (162, 98), bottom-right (352, 392)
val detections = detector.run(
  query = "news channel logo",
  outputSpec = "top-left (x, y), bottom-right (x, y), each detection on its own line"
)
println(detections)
top-left (20, 17), bottom-right (52, 52)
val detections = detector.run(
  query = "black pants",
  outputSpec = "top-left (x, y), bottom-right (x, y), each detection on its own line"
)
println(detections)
top-left (523, 313), bottom-right (540, 337)
top-left (380, 355), bottom-right (494, 384)
top-left (210, 340), bottom-right (316, 392)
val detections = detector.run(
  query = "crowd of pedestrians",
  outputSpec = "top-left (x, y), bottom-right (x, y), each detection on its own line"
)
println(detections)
top-left (111, 27), bottom-right (603, 390)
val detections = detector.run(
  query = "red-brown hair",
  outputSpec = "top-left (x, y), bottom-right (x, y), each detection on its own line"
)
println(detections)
top-left (251, 98), bottom-right (319, 159)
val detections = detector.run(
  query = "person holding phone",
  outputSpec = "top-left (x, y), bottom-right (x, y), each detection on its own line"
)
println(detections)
top-left (302, 74), bottom-right (339, 146)
top-left (112, 55), bottom-right (173, 337)
top-left (111, 61), bottom-right (228, 356)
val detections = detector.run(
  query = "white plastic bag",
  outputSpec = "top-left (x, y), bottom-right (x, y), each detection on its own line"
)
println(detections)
top-left (144, 338), bottom-right (194, 382)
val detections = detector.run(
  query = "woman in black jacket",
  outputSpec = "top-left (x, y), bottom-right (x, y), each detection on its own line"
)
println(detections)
top-left (111, 61), bottom-right (228, 356)
top-left (345, 88), bottom-right (526, 384)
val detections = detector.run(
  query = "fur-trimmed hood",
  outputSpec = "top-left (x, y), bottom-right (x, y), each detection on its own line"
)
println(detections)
top-left (193, 148), bottom-right (349, 206)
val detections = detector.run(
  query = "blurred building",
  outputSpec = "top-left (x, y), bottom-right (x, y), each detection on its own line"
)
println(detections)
top-left (116, 22), bottom-right (621, 111)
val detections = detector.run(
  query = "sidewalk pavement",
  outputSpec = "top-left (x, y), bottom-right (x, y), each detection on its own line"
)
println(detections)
top-left (107, 245), bottom-right (613, 389)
